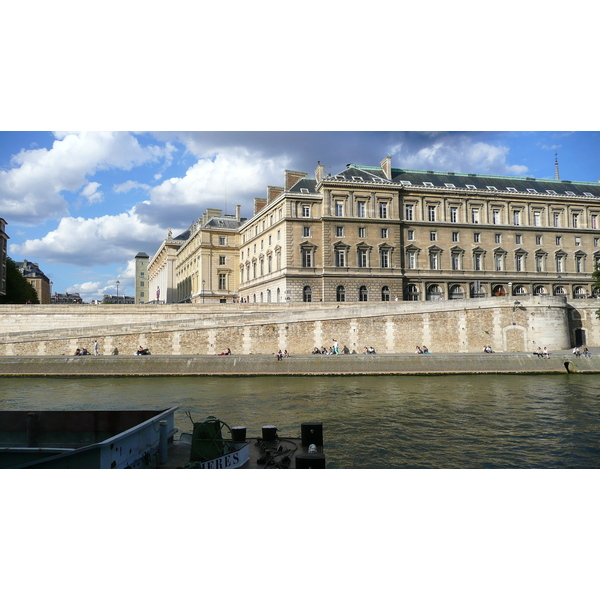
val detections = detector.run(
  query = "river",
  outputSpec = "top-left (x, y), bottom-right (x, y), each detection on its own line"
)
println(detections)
top-left (1, 373), bottom-right (600, 468)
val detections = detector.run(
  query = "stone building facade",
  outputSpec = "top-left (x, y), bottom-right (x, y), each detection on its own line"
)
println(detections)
top-left (0, 218), bottom-right (8, 297)
top-left (16, 259), bottom-right (51, 303)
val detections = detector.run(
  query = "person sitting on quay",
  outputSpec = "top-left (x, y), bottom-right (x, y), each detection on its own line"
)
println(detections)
top-left (283, 350), bottom-right (289, 358)
top-left (369, 346), bottom-right (376, 354)
top-left (572, 347), bottom-right (581, 358)
top-left (533, 347), bottom-right (543, 358)
top-left (415, 346), bottom-right (423, 354)
top-left (136, 346), bottom-right (151, 356)
top-left (74, 348), bottom-right (80, 356)
top-left (422, 346), bottom-right (429, 354)
top-left (218, 348), bottom-right (232, 356)
top-left (583, 347), bottom-right (592, 358)
top-left (483, 345), bottom-right (493, 353)
top-left (312, 347), bottom-right (321, 354)
top-left (275, 349), bottom-right (283, 361)
top-left (542, 347), bottom-right (550, 358)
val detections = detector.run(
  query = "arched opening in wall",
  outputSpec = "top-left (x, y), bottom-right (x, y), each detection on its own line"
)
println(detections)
top-left (267, 289), bottom-right (271, 302)
top-left (470, 282), bottom-right (485, 298)
top-left (406, 284), bottom-right (419, 301)
top-left (381, 286), bottom-right (390, 301)
top-left (575, 328), bottom-right (586, 346)
top-left (553, 286), bottom-right (566, 297)
top-left (336, 285), bottom-right (346, 302)
top-left (277, 288), bottom-right (281, 302)
top-left (492, 285), bottom-right (507, 296)
top-left (573, 286), bottom-right (587, 299)
top-left (303, 286), bottom-right (312, 302)
top-left (260, 292), bottom-right (264, 303)
top-left (513, 285), bottom-right (527, 296)
top-left (534, 285), bottom-right (547, 296)
top-left (253, 294), bottom-right (256, 303)
top-left (449, 284), bottom-right (464, 300)
top-left (359, 286), bottom-right (368, 301)
top-left (426, 284), bottom-right (442, 301)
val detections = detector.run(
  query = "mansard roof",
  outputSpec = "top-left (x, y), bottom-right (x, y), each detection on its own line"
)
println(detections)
top-left (288, 177), bottom-right (318, 194)
top-left (203, 216), bottom-right (241, 229)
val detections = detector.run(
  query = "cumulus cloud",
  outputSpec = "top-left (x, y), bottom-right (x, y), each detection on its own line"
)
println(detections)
top-left (10, 211), bottom-right (165, 266)
top-left (0, 131), bottom-right (171, 225)
top-left (81, 181), bottom-right (103, 204)
top-left (113, 180), bottom-right (151, 194)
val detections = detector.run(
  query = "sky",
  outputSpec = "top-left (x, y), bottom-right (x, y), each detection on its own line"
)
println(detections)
top-left (2, 131), bottom-right (600, 301)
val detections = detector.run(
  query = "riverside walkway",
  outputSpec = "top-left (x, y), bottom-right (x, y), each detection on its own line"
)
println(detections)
top-left (0, 350), bottom-right (599, 376)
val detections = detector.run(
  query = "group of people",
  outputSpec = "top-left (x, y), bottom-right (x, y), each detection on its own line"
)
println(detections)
top-left (217, 348), bottom-right (232, 355)
top-left (482, 345), bottom-right (494, 353)
top-left (136, 346), bottom-right (151, 355)
top-left (363, 346), bottom-right (376, 354)
top-left (572, 347), bottom-right (592, 358)
top-left (415, 345), bottom-right (430, 354)
top-left (312, 339), bottom-right (344, 355)
top-left (74, 347), bottom-right (91, 355)
top-left (275, 349), bottom-right (289, 360)
top-left (533, 347), bottom-right (550, 358)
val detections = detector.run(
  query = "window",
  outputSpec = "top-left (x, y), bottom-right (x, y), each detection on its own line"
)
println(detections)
top-left (430, 231), bottom-right (437, 241)
top-left (533, 211), bottom-right (541, 226)
top-left (218, 273), bottom-right (227, 290)
top-left (407, 251), bottom-right (417, 269)
top-left (379, 202), bottom-right (388, 219)
top-left (595, 238), bottom-right (599, 248)
top-left (495, 233), bottom-right (502, 244)
top-left (471, 208), bottom-right (480, 224)
top-left (219, 255), bottom-right (226, 265)
top-left (380, 249), bottom-right (390, 268)
top-left (515, 254), bottom-right (524, 272)
top-left (474, 232), bottom-right (481, 243)
top-left (553, 213), bottom-right (560, 227)
top-left (336, 226), bottom-right (344, 237)
top-left (451, 252), bottom-right (461, 270)
top-left (450, 207), bottom-right (458, 223)
top-left (492, 209), bottom-right (501, 225)
top-left (572, 214), bottom-right (580, 228)
top-left (536, 235), bottom-right (542, 245)
top-left (428, 206), bottom-right (436, 222)
top-left (406, 284), bottom-right (419, 301)
top-left (535, 255), bottom-right (544, 273)
top-left (359, 286), bottom-right (368, 301)
top-left (357, 201), bottom-right (366, 218)
top-left (576, 255), bottom-right (583, 273)
top-left (556, 236), bottom-right (562, 245)
top-left (335, 248), bottom-right (346, 267)
top-left (219, 236), bottom-right (226, 245)
top-left (429, 252), bottom-right (439, 270)
top-left (335, 201), bottom-right (344, 217)
top-left (405, 205), bottom-right (414, 220)
top-left (382, 286), bottom-right (391, 301)
top-left (381, 228), bottom-right (388, 238)
top-left (474, 253), bottom-right (483, 271)
top-left (592, 215), bottom-right (598, 229)
top-left (260, 259), bottom-right (264, 276)
top-left (358, 227), bottom-right (366, 238)
top-left (452, 232), bottom-right (459, 242)
top-left (140, 280), bottom-right (144, 286)
top-left (303, 286), bottom-right (312, 302)
top-left (358, 249), bottom-right (368, 268)
top-left (336, 286), bottom-right (345, 302)
top-left (575, 236), bottom-right (581, 246)
top-left (302, 205), bottom-right (310, 218)
top-left (303, 226), bottom-right (311, 237)
top-left (268, 255), bottom-right (272, 273)
top-left (495, 253), bottom-right (504, 271)
top-left (277, 229), bottom-right (281, 241)
top-left (407, 230), bottom-right (415, 241)
top-left (513, 210), bottom-right (521, 226)
top-left (516, 234), bottom-right (522, 244)
top-left (556, 255), bottom-right (564, 272)
top-left (302, 248), bottom-right (312, 268)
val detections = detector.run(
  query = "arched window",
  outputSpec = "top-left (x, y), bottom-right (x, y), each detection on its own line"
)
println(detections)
top-left (406, 284), bottom-right (419, 301)
top-left (336, 285), bottom-right (346, 302)
top-left (513, 285), bottom-right (527, 296)
top-left (573, 286), bottom-right (587, 298)
top-left (554, 286), bottom-right (566, 296)
top-left (533, 285), bottom-right (547, 296)
top-left (267, 289), bottom-right (271, 302)
top-left (492, 285), bottom-right (507, 296)
top-left (449, 284), bottom-right (464, 299)
top-left (260, 292), bottom-right (263, 303)
top-left (470, 282), bottom-right (485, 298)
top-left (359, 286), bottom-right (368, 301)
top-left (381, 286), bottom-right (390, 301)
top-left (277, 288), bottom-right (281, 302)
top-left (303, 286), bottom-right (312, 302)
top-left (426, 284), bottom-right (442, 301)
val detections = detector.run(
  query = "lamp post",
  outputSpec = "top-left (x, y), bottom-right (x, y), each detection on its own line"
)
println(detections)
top-left (202, 280), bottom-right (205, 304)
top-left (116, 280), bottom-right (120, 302)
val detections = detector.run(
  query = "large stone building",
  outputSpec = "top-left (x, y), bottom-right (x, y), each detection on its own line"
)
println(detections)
top-left (149, 157), bottom-right (600, 304)
top-left (16, 259), bottom-right (51, 304)
top-left (0, 218), bottom-right (8, 297)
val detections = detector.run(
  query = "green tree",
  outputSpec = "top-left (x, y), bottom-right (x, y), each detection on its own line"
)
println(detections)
top-left (0, 257), bottom-right (39, 304)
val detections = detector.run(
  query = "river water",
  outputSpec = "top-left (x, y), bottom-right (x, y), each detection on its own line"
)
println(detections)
top-left (1, 373), bottom-right (600, 468)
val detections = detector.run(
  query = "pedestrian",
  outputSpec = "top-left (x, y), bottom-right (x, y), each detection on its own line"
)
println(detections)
top-left (94, 340), bottom-right (99, 356)
top-left (333, 339), bottom-right (339, 355)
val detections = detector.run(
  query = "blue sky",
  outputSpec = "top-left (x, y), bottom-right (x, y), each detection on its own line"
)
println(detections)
top-left (2, 131), bottom-right (599, 301)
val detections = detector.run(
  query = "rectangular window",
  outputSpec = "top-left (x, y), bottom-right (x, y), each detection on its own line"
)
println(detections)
top-left (592, 215), bottom-right (598, 229)
top-left (379, 203), bottom-right (388, 219)
top-left (451, 253), bottom-right (460, 270)
top-left (495, 254), bottom-right (503, 271)
top-left (335, 249), bottom-right (345, 267)
top-left (492, 209), bottom-right (501, 225)
top-left (336, 226), bottom-right (344, 237)
top-left (474, 232), bottom-right (481, 243)
top-left (140, 280), bottom-right (144, 286)
top-left (452, 232), bottom-right (459, 242)
top-left (515, 254), bottom-right (523, 272)
top-left (572, 214), bottom-right (579, 228)
top-left (516, 234), bottom-right (522, 244)
top-left (381, 228), bottom-right (388, 238)
top-left (576, 256), bottom-right (583, 272)
top-left (405, 205), bottom-right (414, 220)
top-left (302, 205), bottom-right (310, 218)
top-left (303, 226), bottom-right (311, 237)
top-left (428, 206), bottom-right (436, 222)
top-left (335, 201), bottom-right (344, 217)
top-left (430, 231), bottom-right (437, 242)
top-left (380, 250), bottom-right (389, 268)
top-left (474, 254), bottom-right (482, 271)
top-left (554, 213), bottom-right (560, 227)
top-left (556, 236), bottom-right (562, 245)
top-left (358, 249), bottom-right (368, 268)
top-left (536, 255), bottom-right (543, 273)
top-left (556, 257), bottom-right (564, 272)
top-left (533, 211), bottom-right (541, 226)
top-left (219, 255), bottom-right (226, 265)
top-left (429, 253), bottom-right (439, 270)
top-left (495, 233), bottom-right (501, 244)
top-left (219, 236), bottom-right (226, 245)
top-left (513, 210), bottom-right (521, 226)
top-left (536, 235), bottom-right (542, 245)
top-left (575, 236), bottom-right (581, 246)
top-left (471, 208), bottom-right (480, 224)
top-left (450, 207), bottom-right (458, 223)
top-left (302, 249), bottom-right (312, 268)
top-left (357, 201), bottom-right (366, 218)
top-left (407, 251), bottom-right (416, 269)
top-left (407, 230), bottom-right (415, 241)
top-left (358, 227), bottom-right (366, 238)
top-left (218, 273), bottom-right (227, 290)
top-left (595, 237), bottom-right (599, 248)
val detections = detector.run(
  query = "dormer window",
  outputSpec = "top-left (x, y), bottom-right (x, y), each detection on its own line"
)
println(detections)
top-left (546, 190), bottom-right (557, 195)
top-left (423, 182), bottom-right (434, 187)
top-left (527, 188), bottom-right (537, 193)
top-left (466, 184), bottom-right (477, 189)
top-left (445, 183), bottom-right (455, 189)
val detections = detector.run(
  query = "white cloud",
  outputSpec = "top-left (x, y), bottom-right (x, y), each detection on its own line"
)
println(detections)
top-left (0, 131), bottom-right (171, 225)
top-left (113, 180), bottom-right (151, 194)
top-left (10, 211), bottom-right (164, 266)
top-left (81, 181), bottom-right (103, 204)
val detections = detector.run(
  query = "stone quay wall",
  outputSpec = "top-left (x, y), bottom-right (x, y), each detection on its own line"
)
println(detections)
top-left (0, 296), bottom-right (597, 357)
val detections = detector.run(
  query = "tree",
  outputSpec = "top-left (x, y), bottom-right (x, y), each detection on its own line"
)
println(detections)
top-left (0, 257), bottom-right (39, 304)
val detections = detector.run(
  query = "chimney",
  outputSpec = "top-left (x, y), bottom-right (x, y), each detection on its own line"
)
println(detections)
top-left (235, 204), bottom-right (241, 221)
top-left (267, 186), bottom-right (284, 203)
top-left (315, 161), bottom-right (325, 184)
top-left (285, 170), bottom-right (308, 190)
top-left (254, 198), bottom-right (267, 214)
top-left (381, 156), bottom-right (392, 179)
